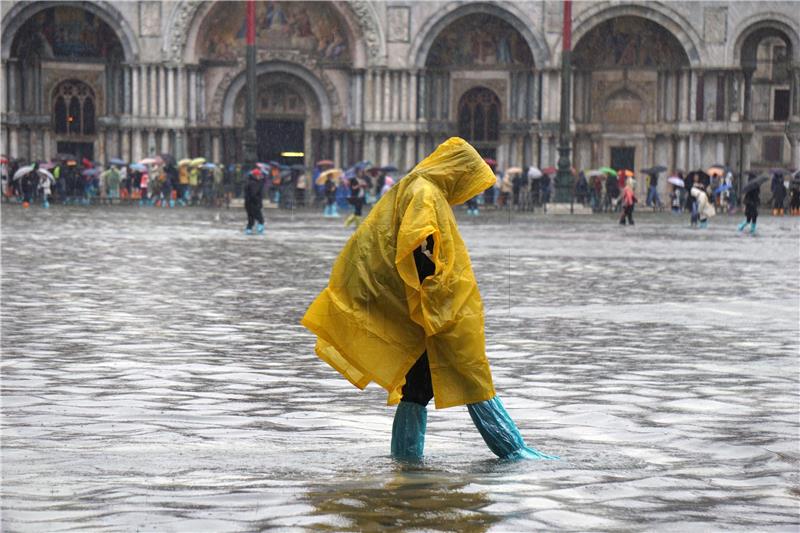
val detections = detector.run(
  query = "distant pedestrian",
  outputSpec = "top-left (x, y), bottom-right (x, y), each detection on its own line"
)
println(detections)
top-left (691, 183), bottom-right (714, 229)
top-left (323, 175), bottom-right (339, 217)
top-left (344, 175), bottom-right (365, 227)
top-left (619, 179), bottom-right (636, 225)
top-left (738, 176), bottom-right (760, 235)
top-left (771, 173), bottom-right (786, 216)
top-left (244, 167), bottom-right (265, 235)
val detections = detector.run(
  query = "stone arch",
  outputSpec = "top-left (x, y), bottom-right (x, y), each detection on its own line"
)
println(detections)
top-left (219, 61), bottom-right (335, 129)
top-left (731, 14), bottom-right (800, 65)
top-left (164, 0), bottom-right (383, 67)
top-left (566, 2), bottom-right (702, 67)
top-left (409, 1), bottom-right (549, 68)
top-left (1, 1), bottom-right (139, 62)
top-left (603, 87), bottom-right (645, 124)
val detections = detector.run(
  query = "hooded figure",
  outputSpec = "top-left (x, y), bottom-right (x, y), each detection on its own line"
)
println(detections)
top-left (302, 137), bottom-right (555, 461)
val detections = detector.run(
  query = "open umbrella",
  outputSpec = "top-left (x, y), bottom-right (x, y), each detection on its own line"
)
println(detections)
top-left (201, 162), bottom-right (217, 169)
top-left (316, 168), bottom-right (343, 185)
top-left (316, 159), bottom-right (334, 167)
top-left (713, 183), bottom-right (732, 195)
top-left (483, 158), bottom-right (497, 167)
top-left (160, 153), bottom-right (175, 165)
top-left (598, 166), bottom-right (616, 176)
top-left (741, 175), bottom-right (769, 194)
top-left (190, 157), bottom-right (206, 167)
top-left (586, 169), bottom-right (605, 178)
top-left (770, 168), bottom-right (790, 176)
top-left (290, 164), bottom-right (306, 172)
top-left (129, 163), bottom-right (147, 172)
top-left (621, 169), bottom-right (634, 178)
top-left (82, 168), bottom-right (101, 177)
top-left (39, 161), bottom-right (56, 170)
top-left (109, 158), bottom-right (126, 166)
top-left (139, 157), bottom-right (159, 166)
top-left (706, 165), bottom-right (725, 177)
top-left (506, 166), bottom-right (523, 175)
top-left (527, 167), bottom-right (543, 179)
top-left (667, 176), bottom-right (685, 188)
top-left (380, 165), bottom-right (398, 173)
top-left (13, 165), bottom-right (53, 181)
top-left (542, 166), bottom-right (557, 175)
top-left (641, 165), bottom-right (667, 174)
top-left (178, 158), bottom-right (192, 166)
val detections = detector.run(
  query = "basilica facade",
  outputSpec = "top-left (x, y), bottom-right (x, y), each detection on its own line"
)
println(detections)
top-left (2, 1), bottom-right (799, 188)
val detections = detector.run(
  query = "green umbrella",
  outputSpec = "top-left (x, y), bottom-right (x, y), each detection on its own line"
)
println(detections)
top-left (598, 166), bottom-right (617, 176)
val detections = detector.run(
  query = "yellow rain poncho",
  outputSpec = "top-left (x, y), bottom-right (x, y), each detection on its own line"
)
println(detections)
top-left (301, 137), bottom-right (497, 409)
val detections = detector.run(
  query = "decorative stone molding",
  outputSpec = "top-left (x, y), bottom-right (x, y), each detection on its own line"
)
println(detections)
top-left (164, 1), bottom-right (382, 65)
top-left (208, 51), bottom-right (342, 129)
top-left (162, 1), bottom-right (204, 62)
top-left (347, 1), bottom-right (385, 64)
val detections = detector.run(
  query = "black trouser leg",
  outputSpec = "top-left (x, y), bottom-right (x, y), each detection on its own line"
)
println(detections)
top-left (401, 351), bottom-right (433, 407)
top-left (245, 201), bottom-right (255, 229)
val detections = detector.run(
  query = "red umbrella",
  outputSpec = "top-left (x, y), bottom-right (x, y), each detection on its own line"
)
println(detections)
top-left (316, 159), bottom-right (334, 167)
top-left (483, 158), bottom-right (497, 167)
top-left (542, 166), bottom-right (556, 175)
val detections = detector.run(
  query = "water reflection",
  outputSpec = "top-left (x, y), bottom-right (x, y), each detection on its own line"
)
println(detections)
top-left (304, 469), bottom-right (499, 532)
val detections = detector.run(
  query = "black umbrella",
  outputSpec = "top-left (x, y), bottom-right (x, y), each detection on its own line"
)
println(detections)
top-left (770, 168), bottom-right (790, 176)
top-left (290, 164), bottom-right (306, 171)
top-left (686, 170), bottom-right (710, 187)
top-left (160, 153), bottom-right (176, 165)
top-left (55, 153), bottom-right (77, 161)
top-left (741, 175), bottom-right (769, 194)
top-left (380, 165), bottom-right (398, 173)
top-left (641, 165), bottom-right (667, 175)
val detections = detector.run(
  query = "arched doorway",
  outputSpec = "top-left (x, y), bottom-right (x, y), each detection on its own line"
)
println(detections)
top-left (7, 4), bottom-right (125, 160)
top-left (739, 25), bottom-right (795, 168)
top-left (573, 16), bottom-right (690, 185)
top-left (457, 87), bottom-right (501, 159)
top-left (421, 11), bottom-right (537, 167)
top-left (227, 71), bottom-right (323, 166)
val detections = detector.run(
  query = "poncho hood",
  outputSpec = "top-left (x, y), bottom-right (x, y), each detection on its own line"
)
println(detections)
top-left (406, 137), bottom-right (496, 206)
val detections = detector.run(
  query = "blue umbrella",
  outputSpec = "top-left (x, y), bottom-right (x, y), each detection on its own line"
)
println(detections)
top-left (129, 163), bottom-right (146, 172)
top-left (109, 158), bottom-right (126, 166)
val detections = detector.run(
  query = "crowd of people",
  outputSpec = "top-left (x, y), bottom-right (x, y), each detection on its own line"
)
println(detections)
top-left (3, 153), bottom-right (798, 236)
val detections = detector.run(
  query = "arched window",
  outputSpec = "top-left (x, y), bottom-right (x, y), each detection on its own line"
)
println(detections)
top-left (457, 87), bottom-right (501, 142)
top-left (52, 80), bottom-right (96, 136)
top-left (54, 96), bottom-right (67, 133)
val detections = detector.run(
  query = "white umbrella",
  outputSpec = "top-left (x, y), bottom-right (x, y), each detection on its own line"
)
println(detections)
top-left (13, 165), bottom-right (54, 182)
top-left (667, 176), bottom-right (685, 188)
top-left (527, 166), bottom-right (543, 180)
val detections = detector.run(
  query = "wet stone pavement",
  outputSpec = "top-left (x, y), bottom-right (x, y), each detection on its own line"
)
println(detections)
top-left (2, 204), bottom-right (798, 532)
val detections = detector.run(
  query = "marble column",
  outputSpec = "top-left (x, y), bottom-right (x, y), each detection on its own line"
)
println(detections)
top-left (175, 130), bottom-right (185, 160)
top-left (364, 70), bottom-right (373, 122)
top-left (9, 127), bottom-right (18, 157)
top-left (366, 133), bottom-right (377, 164)
top-left (410, 71), bottom-right (418, 122)
top-left (7, 59), bottom-right (19, 113)
top-left (149, 66), bottom-right (157, 116)
top-left (212, 131), bottom-right (221, 162)
top-left (188, 68), bottom-right (197, 124)
top-left (333, 134), bottom-right (342, 167)
top-left (790, 135), bottom-right (800, 170)
top-left (146, 130), bottom-right (156, 156)
top-left (121, 129), bottom-right (130, 162)
top-left (380, 134), bottom-right (390, 166)
top-left (176, 67), bottom-right (185, 119)
top-left (131, 130), bottom-right (142, 162)
top-left (167, 67), bottom-right (175, 117)
top-left (131, 66), bottom-right (140, 116)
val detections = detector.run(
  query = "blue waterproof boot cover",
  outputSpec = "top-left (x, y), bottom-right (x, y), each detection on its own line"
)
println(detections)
top-left (391, 401), bottom-right (427, 460)
top-left (467, 396), bottom-right (558, 460)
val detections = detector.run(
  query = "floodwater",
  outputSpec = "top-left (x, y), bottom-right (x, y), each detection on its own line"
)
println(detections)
top-left (2, 204), bottom-right (798, 532)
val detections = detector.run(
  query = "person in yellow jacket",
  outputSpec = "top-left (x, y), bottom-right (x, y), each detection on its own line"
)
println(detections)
top-left (302, 137), bottom-right (556, 461)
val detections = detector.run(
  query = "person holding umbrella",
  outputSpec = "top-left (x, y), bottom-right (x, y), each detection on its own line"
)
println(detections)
top-left (738, 174), bottom-right (765, 235)
top-left (619, 175), bottom-right (637, 226)
top-left (301, 137), bottom-right (556, 462)
top-left (771, 171), bottom-right (787, 216)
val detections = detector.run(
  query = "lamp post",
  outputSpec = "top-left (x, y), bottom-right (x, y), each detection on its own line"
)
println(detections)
top-left (243, 0), bottom-right (258, 167)
top-left (555, 0), bottom-right (573, 203)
